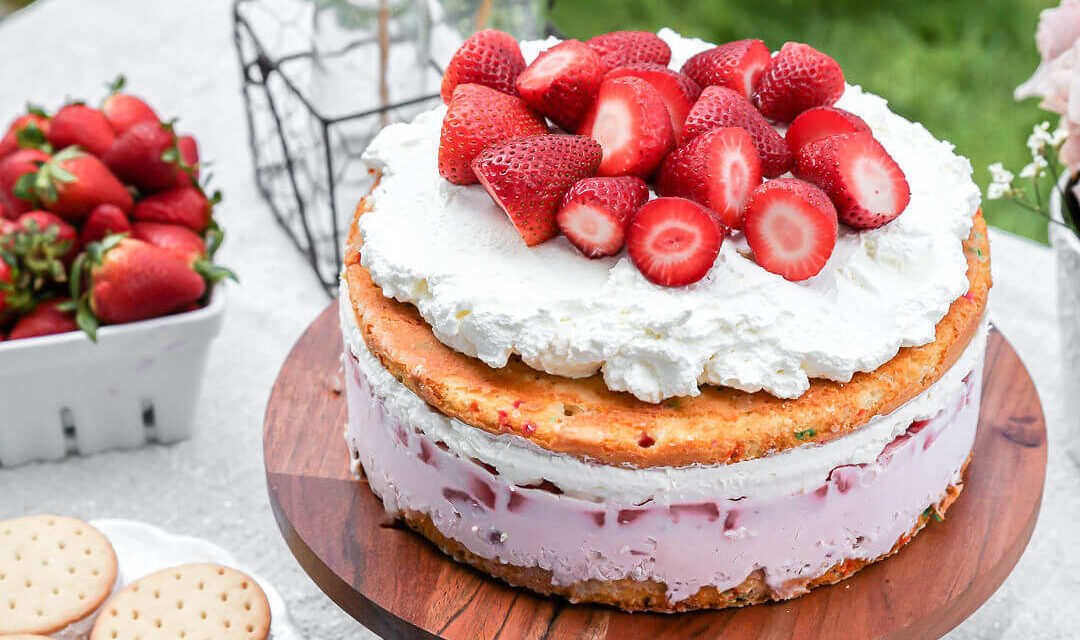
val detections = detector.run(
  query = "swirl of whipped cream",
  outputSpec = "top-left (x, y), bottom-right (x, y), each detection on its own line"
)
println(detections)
top-left (355, 29), bottom-right (981, 402)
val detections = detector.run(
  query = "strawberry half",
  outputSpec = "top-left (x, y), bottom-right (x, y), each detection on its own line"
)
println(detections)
top-left (785, 106), bottom-right (870, 155)
top-left (743, 178), bottom-right (838, 281)
top-left (46, 104), bottom-right (116, 157)
top-left (586, 31), bottom-right (672, 71)
top-left (19, 148), bottom-right (133, 221)
top-left (515, 40), bottom-right (605, 132)
top-left (680, 39), bottom-right (771, 98)
top-left (439, 84), bottom-right (548, 185)
top-left (605, 63), bottom-right (701, 144)
top-left (7, 299), bottom-right (78, 340)
top-left (441, 30), bottom-right (526, 103)
top-left (627, 197), bottom-right (723, 287)
top-left (656, 127), bottom-right (762, 230)
top-left (683, 86), bottom-right (792, 178)
top-left (471, 134), bottom-right (601, 246)
top-left (0, 112), bottom-right (50, 160)
top-left (577, 76), bottom-right (675, 179)
top-left (752, 42), bottom-right (845, 123)
top-left (80, 203), bottom-right (132, 245)
top-left (557, 176), bottom-right (649, 258)
top-left (794, 132), bottom-right (910, 229)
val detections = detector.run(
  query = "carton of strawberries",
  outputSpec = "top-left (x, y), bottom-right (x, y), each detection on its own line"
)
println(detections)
top-left (0, 78), bottom-right (233, 343)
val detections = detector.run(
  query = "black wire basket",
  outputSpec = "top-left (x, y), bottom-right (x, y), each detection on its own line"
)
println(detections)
top-left (233, 0), bottom-right (559, 294)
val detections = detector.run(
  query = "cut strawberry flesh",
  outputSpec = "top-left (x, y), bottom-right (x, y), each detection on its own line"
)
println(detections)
top-left (627, 197), bottom-right (722, 286)
top-left (843, 145), bottom-right (904, 213)
top-left (743, 178), bottom-right (837, 281)
top-left (605, 64), bottom-right (701, 143)
top-left (518, 46), bottom-right (577, 92)
top-left (578, 77), bottom-right (674, 178)
top-left (558, 202), bottom-right (625, 257)
top-left (785, 106), bottom-right (870, 154)
top-left (705, 130), bottom-right (760, 229)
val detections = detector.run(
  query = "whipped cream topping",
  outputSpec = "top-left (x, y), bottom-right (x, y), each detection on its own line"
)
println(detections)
top-left (356, 30), bottom-right (981, 402)
top-left (340, 287), bottom-right (987, 503)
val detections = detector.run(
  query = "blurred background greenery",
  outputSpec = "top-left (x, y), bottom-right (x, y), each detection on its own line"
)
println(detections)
top-left (1, 0), bottom-right (1059, 242)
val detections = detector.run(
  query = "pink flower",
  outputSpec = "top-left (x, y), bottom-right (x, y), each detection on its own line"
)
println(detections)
top-left (1037, 0), bottom-right (1080, 60)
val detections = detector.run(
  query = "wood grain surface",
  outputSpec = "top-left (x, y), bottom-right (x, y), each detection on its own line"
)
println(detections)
top-left (264, 302), bottom-right (1047, 640)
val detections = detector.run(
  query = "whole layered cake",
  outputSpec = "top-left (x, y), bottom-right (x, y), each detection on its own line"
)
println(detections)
top-left (340, 27), bottom-right (990, 612)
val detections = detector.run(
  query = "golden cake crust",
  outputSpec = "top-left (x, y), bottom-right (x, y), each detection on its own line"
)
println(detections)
top-left (344, 200), bottom-right (990, 468)
top-left (389, 465), bottom-right (966, 613)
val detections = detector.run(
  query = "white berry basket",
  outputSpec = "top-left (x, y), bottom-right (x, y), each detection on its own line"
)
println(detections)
top-left (0, 288), bottom-right (226, 467)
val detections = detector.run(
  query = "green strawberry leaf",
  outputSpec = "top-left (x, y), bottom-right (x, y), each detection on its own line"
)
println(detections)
top-left (193, 259), bottom-right (238, 285)
top-left (15, 122), bottom-right (48, 149)
top-left (75, 301), bottom-right (99, 343)
top-left (13, 172), bottom-right (39, 203)
top-left (107, 75), bottom-right (126, 95)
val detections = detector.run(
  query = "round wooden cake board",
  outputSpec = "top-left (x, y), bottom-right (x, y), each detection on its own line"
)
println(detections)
top-left (264, 302), bottom-right (1047, 640)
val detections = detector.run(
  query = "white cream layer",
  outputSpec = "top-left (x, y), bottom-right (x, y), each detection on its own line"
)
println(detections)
top-left (339, 286), bottom-right (987, 504)
top-left (356, 30), bottom-right (981, 403)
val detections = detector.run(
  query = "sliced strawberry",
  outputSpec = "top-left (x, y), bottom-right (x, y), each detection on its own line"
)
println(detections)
top-left (683, 86), bottom-right (792, 178)
top-left (752, 42), bottom-right (845, 123)
top-left (439, 84), bottom-right (548, 185)
top-left (471, 134), bottom-right (601, 246)
top-left (557, 176), bottom-right (649, 257)
top-left (794, 133), bottom-right (910, 228)
top-left (81, 203), bottom-right (132, 244)
top-left (656, 127), bottom-right (761, 230)
top-left (46, 104), bottom-right (116, 157)
top-left (627, 197), bottom-right (723, 287)
top-left (743, 178), bottom-right (838, 281)
top-left (515, 40), bottom-right (605, 131)
top-left (604, 64), bottom-right (701, 143)
top-left (680, 39), bottom-right (771, 98)
top-left (785, 106), bottom-right (870, 155)
top-left (0, 112), bottom-right (50, 160)
top-left (7, 299), bottom-right (78, 340)
top-left (586, 31), bottom-right (671, 71)
top-left (577, 76), bottom-right (675, 179)
top-left (441, 29), bottom-right (526, 103)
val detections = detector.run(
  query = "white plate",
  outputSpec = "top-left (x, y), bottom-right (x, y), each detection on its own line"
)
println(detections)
top-left (91, 519), bottom-right (302, 640)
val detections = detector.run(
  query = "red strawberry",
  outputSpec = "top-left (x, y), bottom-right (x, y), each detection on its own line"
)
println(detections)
top-left (77, 237), bottom-right (206, 331)
top-left (17, 211), bottom-right (78, 257)
top-left (0, 200), bottom-right (10, 221)
top-left (132, 186), bottom-right (211, 232)
top-left (577, 76), bottom-right (675, 178)
top-left (102, 89), bottom-right (159, 135)
top-left (441, 30), bottom-right (526, 103)
top-left (515, 40), bottom-right (605, 131)
top-left (0, 112), bottom-right (50, 159)
top-left (752, 42), bottom-right (845, 123)
top-left (46, 104), bottom-right (116, 157)
top-left (80, 203), bottom-right (132, 244)
top-left (795, 133), bottom-right (910, 228)
top-left (0, 149), bottom-right (50, 216)
top-left (683, 86), bottom-right (792, 178)
top-left (785, 106), bottom-right (870, 155)
top-left (177, 134), bottom-right (199, 183)
top-left (556, 176), bottom-right (649, 257)
top-left (7, 299), bottom-right (78, 340)
top-left (586, 31), bottom-right (672, 71)
top-left (680, 39), bottom-right (772, 98)
top-left (471, 134), bottom-right (601, 246)
top-left (743, 178), bottom-right (838, 281)
top-left (656, 127), bottom-right (762, 230)
top-left (438, 84), bottom-right (548, 184)
top-left (627, 197), bottom-right (723, 287)
top-left (132, 222), bottom-right (206, 263)
top-left (0, 254), bottom-right (12, 315)
top-left (103, 121), bottom-right (185, 191)
top-left (21, 148), bottom-right (133, 221)
top-left (604, 64), bottom-right (701, 143)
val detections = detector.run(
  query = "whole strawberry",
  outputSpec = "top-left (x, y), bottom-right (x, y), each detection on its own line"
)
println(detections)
top-left (177, 134), bottom-right (200, 182)
top-left (102, 76), bottom-right (160, 134)
top-left (80, 203), bottom-right (132, 245)
top-left (752, 42), bottom-right (845, 123)
top-left (438, 84), bottom-right (548, 185)
top-left (7, 299), bottom-right (78, 341)
top-left (441, 30), bottom-right (526, 103)
top-left (71, 237), bottom-right (206, 336)
top-left (18, 147), bottom-right (133, 221)
top-left (16, 211), bottom-right (79, 262)
top-left (471, 134), bottom-right (602, 246)
top-left (47, 104), bottom-right (116, 157)
top-left (683, 85), bottom-right (793, 178)
top-left (132, 185), bottom-right (213, 232)
top-left (0, 110), bottom-right (50, 160)
top-left (515, 40), bottom-right (605, 132)
top-left (103, 120), bottom-right (187, 191)
top-left (132, 222), bottom-right (205, 264)
top-left (681, 39), bottom-right (772, 98)
top-left (557, 176), bottom-right (649, 258)
top-left (0, 148), bottom-right (50, 216)
top-left (586, 31), bottom-right (672, 71)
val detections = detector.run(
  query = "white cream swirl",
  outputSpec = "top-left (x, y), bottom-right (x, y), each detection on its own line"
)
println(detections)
top-left (355, 30), bottom-right (981, 402)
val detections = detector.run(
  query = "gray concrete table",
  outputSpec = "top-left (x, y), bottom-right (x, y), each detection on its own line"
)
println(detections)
top-left (0, 1), bottom-right (1073, 638)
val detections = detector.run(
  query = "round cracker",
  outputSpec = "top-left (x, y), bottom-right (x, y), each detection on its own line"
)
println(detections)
top-left (0, 515), bottom-right (118, 635)
top-left (90, 563), bottom-right (271, 640)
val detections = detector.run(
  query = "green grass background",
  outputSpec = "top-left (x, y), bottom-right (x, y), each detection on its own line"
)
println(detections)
top-left (552, 0), bottom-right (1058, 243)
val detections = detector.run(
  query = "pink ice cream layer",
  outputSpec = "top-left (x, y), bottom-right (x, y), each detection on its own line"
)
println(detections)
top-left (344, 352), bottom-right (983, 604)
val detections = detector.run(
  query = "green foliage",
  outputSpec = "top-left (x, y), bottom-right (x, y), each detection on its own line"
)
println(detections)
top-left (553, 0), bottom-right (1059, 242)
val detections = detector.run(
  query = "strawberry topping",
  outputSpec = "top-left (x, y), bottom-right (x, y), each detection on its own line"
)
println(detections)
top-left (441, 30), bottom-right (526, 103)
top-left (627, 197), bottom-right (723, 286)
top-left (742, 178), bottom-right (838, 281)
top-left (683, 85), bottom-right (792, 178)
top-left (785, 106), bottom-right (870, 155)
top-left (680, 39), bottom-right (771, 98)
top-left (557, 176), bottom-right (649, 257)
top-left (752, 42), bottom-right (845, 123)
top-left (577, 76), bottom-right (675, 179)
top-left (516, 40), bottom-right (605, 132)
top-left (586, 31), bottom-right (672, 71)
top-left (605, 63), bottom-right (701, 144)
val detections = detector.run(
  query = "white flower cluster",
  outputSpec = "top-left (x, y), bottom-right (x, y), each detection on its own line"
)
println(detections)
top-left (987, 162), bottom-right (1015, 200)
